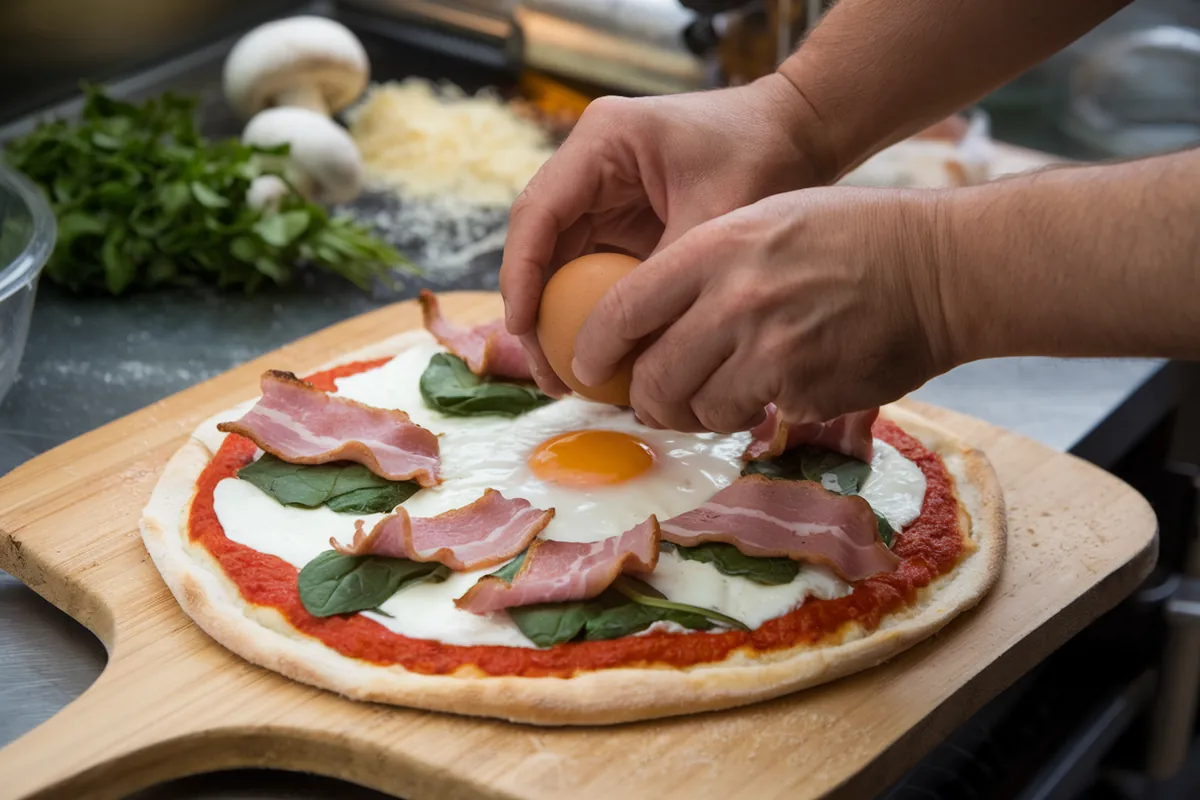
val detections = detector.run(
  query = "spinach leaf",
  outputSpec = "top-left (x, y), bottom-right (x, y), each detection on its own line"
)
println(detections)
top-left (298, 550), bottom-right (449, 617)
top-left (2, 85), bottom-right (413, 295)
top-left (661, 541), bottom-right (799, 585)
top-left (874, 511), bottom-right (896, 548)
top-left (238, 454), bottom-right (418, 513)
top-left (508, 601), bottom-right (594, 647)
top-left (800, 449), bottom-right (873, 495)
top-left (583, 600), bottom-right (712, 641)
top-left (420, 354), bottom-right (553, 417)
top-left (488, 549), bottom-right (528, 583)
top-left (493, 555), bottom-right (745, 646)
top-left (506, 590), bottom-right (716, 647)
top-left (743, 446), bottom-right (871, 494)
top-left (613, 576), bottom-right (751, 632)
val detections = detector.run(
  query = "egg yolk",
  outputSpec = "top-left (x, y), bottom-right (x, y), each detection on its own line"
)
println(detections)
top-left (528, 430), bottom-right (655, 486)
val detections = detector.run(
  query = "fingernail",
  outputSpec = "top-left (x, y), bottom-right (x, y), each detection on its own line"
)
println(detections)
top-left (571, 357), bottom-right (595, 386)
top-left (524, 350), bottom-right (541, 379)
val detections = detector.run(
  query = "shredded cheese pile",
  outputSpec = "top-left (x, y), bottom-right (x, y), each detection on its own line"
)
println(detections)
top-left (347, 78), bottom-right (556, 207)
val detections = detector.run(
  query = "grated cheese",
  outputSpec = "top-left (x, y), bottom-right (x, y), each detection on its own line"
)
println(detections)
top-left (347, 78), bottom-right (556, 207)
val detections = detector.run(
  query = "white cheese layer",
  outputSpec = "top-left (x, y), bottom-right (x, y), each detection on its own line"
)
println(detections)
top-left (858, 440), bottom-right (927, 530)
top-left (209, 335), bottom-right (928, 648)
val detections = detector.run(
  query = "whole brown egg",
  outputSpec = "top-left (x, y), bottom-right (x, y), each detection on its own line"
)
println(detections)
top-left (536, 253), bottom-right (640, 406)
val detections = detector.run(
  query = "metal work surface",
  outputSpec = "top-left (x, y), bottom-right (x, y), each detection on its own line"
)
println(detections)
top-left (0, 7), bottom-right (1184, 800)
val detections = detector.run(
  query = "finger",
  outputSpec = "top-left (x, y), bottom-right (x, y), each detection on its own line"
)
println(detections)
top-left (689, 355), bottom-right (773, 434)
top-left (501, 100), bottom-right (643, 335)
top-left (592, 206), bottom-right (664, 260)
top-left (519, 333), bottom-right (572, 398)
top-left (627, 302), bottom-right (735, 432)
top-left (500, 141), bottom-right (607, 335)
top-left (572, 235), bottom-right (709, 387)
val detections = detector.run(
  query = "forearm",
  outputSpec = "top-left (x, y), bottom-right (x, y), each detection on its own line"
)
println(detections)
top-left (777, 0), bottom-right (1131, 180)
top-left (935, 148), bottom-right (1200, 364)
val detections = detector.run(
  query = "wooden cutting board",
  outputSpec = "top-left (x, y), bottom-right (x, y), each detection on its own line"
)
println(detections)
top-left (0, 291), bottom-right (1157, 800)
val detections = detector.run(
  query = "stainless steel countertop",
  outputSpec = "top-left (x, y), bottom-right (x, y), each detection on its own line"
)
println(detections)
top-left (0, 7), bottom-right (1188, 800)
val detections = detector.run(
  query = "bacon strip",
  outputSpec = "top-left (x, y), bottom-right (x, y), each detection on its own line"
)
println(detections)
top-left (330, 490), bottom-right (553, 571)
top-left (454, 517), bottom-right (660, 613)
top-left (218, 370), bottom-right (440, 487)
top-left (419, 289), bottom-right (532, 380)
top-left (661, 476), bottom-right (898, 581)
top-left (744, 404), bottom-right (879, 464)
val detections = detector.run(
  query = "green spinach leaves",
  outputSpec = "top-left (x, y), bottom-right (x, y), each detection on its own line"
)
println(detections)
top-left (419, 353), bottom-right (553, 417)
top-left (238, 454), bottom-right (419, 514)
top-left (487, 553), bottom-right (749, 647)
top-left (660, 541), bottom-right (799, 585)
top-left (743, 446), bottom-right (872, 494)
top-left (298, 550), bottom-right (449, 617)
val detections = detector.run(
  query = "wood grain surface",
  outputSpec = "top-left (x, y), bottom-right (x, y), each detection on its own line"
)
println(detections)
top-left (0, 292), bottom-right (1157, 800)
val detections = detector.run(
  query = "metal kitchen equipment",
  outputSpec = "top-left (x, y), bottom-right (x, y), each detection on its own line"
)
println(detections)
top-left (340, 0), bottom-right (831, 93)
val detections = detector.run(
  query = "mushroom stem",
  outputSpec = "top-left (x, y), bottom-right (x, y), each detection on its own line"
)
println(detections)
top-left (275, 85), bottom-right (330, 116)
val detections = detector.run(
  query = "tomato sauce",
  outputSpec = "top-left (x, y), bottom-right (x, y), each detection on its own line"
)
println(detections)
top-left (189, 359), bottom-right (965, 677)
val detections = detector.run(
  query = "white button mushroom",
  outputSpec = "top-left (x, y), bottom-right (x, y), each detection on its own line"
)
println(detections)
top-left (243, 108), bottom-right (365, 205)
top-left (245, 174), bottom-right (290, 213)
top-left (223, 16), bottom-right (370, 119)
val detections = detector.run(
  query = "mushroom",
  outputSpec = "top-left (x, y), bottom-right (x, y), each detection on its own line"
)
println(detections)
top-left (245, 174), bottom-right (290, 213)
top-left (243, 108), bottom-right (364, 205)
top-left (223, 16), bottom-right (369, 119)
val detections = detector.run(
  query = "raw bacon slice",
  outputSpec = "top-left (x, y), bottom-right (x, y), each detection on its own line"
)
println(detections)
top-left (420, 289), bottom-right (532, 380)
top-left (661, 476), bottom-right (898, 581)
top-left (744, 404), bottom-right (879, 464)
top-left (454, 517), bottom-right (660, 614)
top-left (217, 370), bottom-right (440, 487)
top-left (330, 490), bottom-right (553, 571)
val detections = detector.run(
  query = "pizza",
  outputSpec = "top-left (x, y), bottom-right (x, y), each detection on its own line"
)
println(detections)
top-left (140, 292), bottom-right (1006, 726)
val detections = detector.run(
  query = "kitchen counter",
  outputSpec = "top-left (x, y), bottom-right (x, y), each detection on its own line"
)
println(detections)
top-left (0, 6), bottom-right (1190, 799)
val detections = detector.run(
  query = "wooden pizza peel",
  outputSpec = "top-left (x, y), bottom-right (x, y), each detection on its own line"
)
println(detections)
top-left (0, 291), bottom-right (1158, 800)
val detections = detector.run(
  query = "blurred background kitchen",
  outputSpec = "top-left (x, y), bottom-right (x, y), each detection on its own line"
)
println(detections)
top-left (2, 1), bottom-right (1200, 798)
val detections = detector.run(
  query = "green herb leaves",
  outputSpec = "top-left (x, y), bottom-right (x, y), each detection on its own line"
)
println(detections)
top-left (3, 85), bottom-right (413, 294)
top-left (743, 446), bottom-right (872, 494)
top-left (298, 550), bottom-right (449, 617)
top-left (420, 353), bottom-right (553, 417)
top-left (238, 454), bottom-right (419, 514)
top-left (488, 553), bottom-right (749, 647)
top-left (661, 541), bottom-right (799, 585)
top-left (874, 512), bottom-right (896, 548)
top-left (611, 576), bottom-right (750, 632)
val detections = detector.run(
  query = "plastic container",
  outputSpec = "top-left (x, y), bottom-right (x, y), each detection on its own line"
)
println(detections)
top-left (0, 166), bottom-right (55, 406)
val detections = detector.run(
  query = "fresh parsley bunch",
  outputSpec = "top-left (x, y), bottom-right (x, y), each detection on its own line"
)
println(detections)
top-left (3, 86), bottom-right (413, 294)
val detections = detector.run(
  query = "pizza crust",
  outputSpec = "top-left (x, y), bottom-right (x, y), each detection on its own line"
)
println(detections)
top-left (140, 335), bottom-right (1006, 726)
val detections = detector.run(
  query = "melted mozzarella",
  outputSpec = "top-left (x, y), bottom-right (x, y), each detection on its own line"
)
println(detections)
top-left (645, 550), bottom-right (848, 629)
top-left (211, 335), bottom-right (928, 648)
top-left (858, 440), bottom-right (927, 530)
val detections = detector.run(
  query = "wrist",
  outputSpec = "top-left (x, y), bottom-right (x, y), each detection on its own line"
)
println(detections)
top-left (925, 185), bottom-right (1015, 367)
top-left (887, 190), bottom-right (969, 376)
top-left (750, 71), bottom-right (841, 187)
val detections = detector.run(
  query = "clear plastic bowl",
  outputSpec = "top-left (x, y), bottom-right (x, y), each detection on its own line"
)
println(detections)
top-left (0, 166), bottom-right (55, 405)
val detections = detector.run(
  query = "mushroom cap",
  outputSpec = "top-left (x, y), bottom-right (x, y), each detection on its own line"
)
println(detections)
top-left (243, 107), bottom-right (365, 205)
top-left (224, 16), bottom-right (369, 119)
top-left (245, 174), bottom-right (291, 212)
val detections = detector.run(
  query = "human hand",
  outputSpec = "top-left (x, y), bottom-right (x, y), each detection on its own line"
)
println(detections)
top-left (570, 187), bottom-right (954, 432)
top-left (499, 74), bottom-right (835, 395)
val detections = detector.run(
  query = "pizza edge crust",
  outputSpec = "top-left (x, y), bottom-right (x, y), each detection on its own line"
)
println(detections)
top-left (139, 334), bottom-right (1006, 726)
